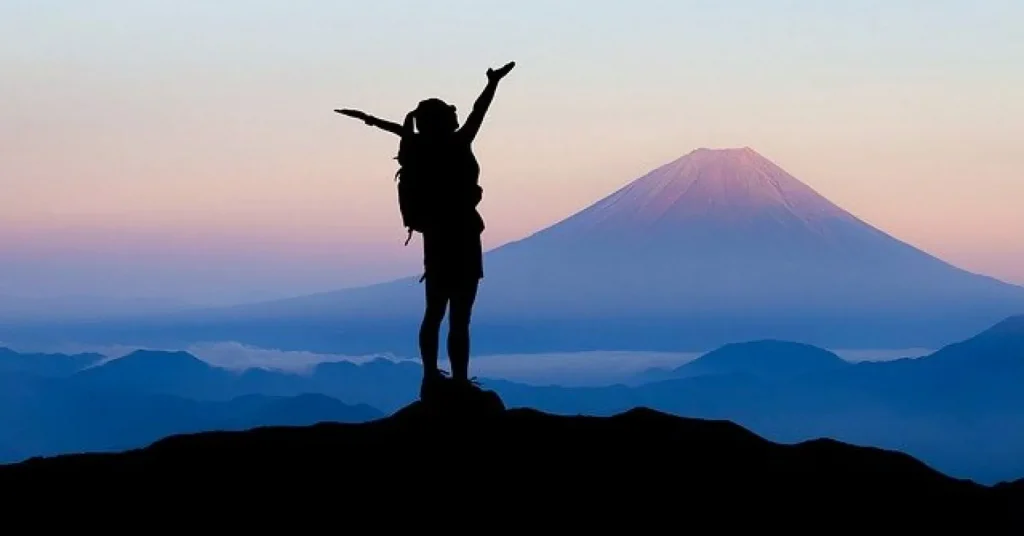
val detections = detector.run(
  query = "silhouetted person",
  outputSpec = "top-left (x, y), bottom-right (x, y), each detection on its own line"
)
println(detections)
top-left (336, 61), bottom-right (515, 404)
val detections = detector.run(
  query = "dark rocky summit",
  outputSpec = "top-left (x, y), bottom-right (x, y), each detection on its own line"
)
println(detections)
top-left (1, 391), bottom-right (1021, 530)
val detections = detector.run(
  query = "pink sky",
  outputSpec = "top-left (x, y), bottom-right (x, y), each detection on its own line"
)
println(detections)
top-left (2, 1), bottom-right (1022, 305)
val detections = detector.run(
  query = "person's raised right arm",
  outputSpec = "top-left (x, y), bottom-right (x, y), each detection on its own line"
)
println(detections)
top-left (458, 61), bottom-right (515, 143)
top-left (335, 108), bottom-right (405, 136)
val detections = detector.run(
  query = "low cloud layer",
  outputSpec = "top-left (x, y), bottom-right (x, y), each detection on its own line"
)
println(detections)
top-left (185, 341), bottom-right (400, 373)
top-left (10, 340), bottom-right (932, 387)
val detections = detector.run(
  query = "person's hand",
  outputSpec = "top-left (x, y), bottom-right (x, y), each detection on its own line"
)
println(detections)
top-left (486, 61), bottom-right (515, 82)
top-left (335, 109), bottom-right (369, 122)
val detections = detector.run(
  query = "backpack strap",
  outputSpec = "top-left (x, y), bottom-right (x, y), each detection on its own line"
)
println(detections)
top-left (404, 228), bottom-right (414, 246)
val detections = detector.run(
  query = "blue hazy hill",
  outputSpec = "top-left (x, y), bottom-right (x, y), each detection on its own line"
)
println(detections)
top-left (633, 339), bottom-right (852, 383)
top-left (0, 357), bottom-right (383, 463)
top-left (1, 316), bottom-right (1022, 483)
top-left (0, 348), bottom-right (103, 378)
top-left (71, 349), bottom-right (423, 410)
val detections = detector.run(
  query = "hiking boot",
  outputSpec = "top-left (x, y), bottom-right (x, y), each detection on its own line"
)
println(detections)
top-left (419, 369), bottom-right (450, 402)
top-left (449, 376), bottom-right (482, 396)
top-left (450, 377), bottom-right (506, 414)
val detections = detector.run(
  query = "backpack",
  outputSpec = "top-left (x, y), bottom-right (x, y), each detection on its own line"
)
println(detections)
top-left (394, 133), bottom-right (484, 245)
top-left (394, 134), bottom-right (431, 245)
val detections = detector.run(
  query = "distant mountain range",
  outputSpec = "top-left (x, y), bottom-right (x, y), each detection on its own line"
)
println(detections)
top-left (3, 315), bottom-right (1023, 485)
top-left (0, 349), bottom-right (382, 462)
top-left (8, 147), bottom-right (1019, 355)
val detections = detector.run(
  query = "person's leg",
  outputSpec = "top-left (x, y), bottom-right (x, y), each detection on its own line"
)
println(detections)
top-left (447, 277), bottom-right (480, 383)
top-left (419, 274), bottom-right (449, 378)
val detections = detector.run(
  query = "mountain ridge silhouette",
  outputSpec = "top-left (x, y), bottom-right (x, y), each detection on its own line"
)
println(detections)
top-left (2, 398), bottom-right (1021, 529)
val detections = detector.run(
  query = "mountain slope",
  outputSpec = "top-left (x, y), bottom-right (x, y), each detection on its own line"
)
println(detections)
top-left (186, 147), bottom-right (1024, 353)
top-left (0, 348), bottom-right (102, 378)
top-left (68, 350), bottom-right (423, 410)
top-left (221, 393), bottom-right (383, 428)
top-left (72, 350), bottom-right (237, 399)
top-left (635, 339), bottom-right (850, 383)
top-left (522, 146), bottom-right (861, 238)
top-left (2, 400), bottom-right (1021, 530)
top-left (920, 314), bottom-right (1024, 369)
top-left (477, 147), bottom-right (1022, 316)
top-left (488, 316), bottom-right (1024, 484)
top-left (6, 147), bottom-right (1022, 355)
top-left (0, 377), bottom-right (383, 463)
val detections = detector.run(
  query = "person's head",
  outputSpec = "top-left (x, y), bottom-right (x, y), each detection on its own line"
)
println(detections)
top-left (414, 98), bottom-right (458, 135)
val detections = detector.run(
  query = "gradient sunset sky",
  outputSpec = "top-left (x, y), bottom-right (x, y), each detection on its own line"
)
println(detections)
top-left (2, 1), bottom-right (1022, 306)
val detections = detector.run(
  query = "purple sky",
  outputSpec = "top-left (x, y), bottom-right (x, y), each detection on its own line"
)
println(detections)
top-left (2, 1), bottom-right (1022, 306)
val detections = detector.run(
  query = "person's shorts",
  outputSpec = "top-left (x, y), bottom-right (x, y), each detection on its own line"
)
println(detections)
top-left (422, 231), bottom-right (483, 282)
